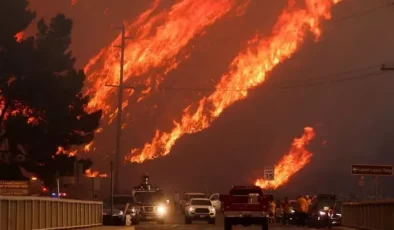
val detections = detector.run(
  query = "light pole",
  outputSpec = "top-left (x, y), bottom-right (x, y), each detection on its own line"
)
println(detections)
top-left (106, 24), bottom-right (143, 193)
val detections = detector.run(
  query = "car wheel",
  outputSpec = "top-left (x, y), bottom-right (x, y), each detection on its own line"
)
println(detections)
top-left (185, 217), bottom-right (192, 225)
top-left (157, 219), bottom-right (165, 224)
top-left (208, 218), bottom-right (216, 224)
top-left (224, 217), bottom-right (232, 230)
top-left (131, 217), bottom-right (140, 225)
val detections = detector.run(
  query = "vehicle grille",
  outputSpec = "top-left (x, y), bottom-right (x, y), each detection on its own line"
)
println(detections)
top-left (195, 208), bottom-right (209, 214)
top-left (143, 206), bottom-right (155, 212)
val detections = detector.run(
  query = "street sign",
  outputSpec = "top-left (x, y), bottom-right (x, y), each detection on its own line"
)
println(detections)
top-left (0, 180), bottom-right (29, 195)
top-left (352, 164), bottom-right (393, 176)
top-left (263, 166), bottom-right (275, 180)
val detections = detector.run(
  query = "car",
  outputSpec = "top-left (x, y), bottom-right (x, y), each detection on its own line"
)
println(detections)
top-left (132, 188), bottom-right (169, 224)
top-left (102, 203), bottom-right (124, 226)
top-left (221, 186), bottom-right (270, 230)
top-left (180, 192), bottom-right (206, 214)
top-left (307, 194), bottom-right (337, 228)
top-left (184, 198), bottom-right (216, 224)
top-left (108, 194), bottom-right (141, 225)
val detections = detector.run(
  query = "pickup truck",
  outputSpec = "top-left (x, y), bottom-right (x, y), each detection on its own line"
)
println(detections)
top-left (220, 186), bottom-right (270, 230)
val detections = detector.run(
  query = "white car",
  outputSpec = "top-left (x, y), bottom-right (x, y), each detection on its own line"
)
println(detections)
top-left (180, 192), bottom-right (206, 213)
top-left (184, 198), bottom-right (216, 224)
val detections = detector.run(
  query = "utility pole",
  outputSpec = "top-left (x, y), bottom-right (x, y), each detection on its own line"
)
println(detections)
top-left (106, 24), bottom-right (141, 194)
top-left (110, 161), bottom-right (114, 216)
top-left (115, 25), bottom-right (125, 194)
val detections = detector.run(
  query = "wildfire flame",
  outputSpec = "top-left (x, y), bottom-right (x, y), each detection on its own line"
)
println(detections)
top-left (85, 169), bottom-right (108, 178)
top-left (84, 0), bottom-right (240, 118)
top-left (255, 127), bottom-right (316, 190)
top-left (15, 32), bottom-right (24, 43)
top-left (128, 0), bottom-right (343, 163)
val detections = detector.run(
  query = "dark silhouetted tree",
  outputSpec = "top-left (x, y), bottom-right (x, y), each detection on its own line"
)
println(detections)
top-left (0, 0), bottom-right (102, 186)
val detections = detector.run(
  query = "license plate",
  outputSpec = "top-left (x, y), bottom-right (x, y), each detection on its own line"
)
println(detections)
top-left (200, 215), bottom-right (206, 218)
top-left (146, 216), bottom-right (153, 220)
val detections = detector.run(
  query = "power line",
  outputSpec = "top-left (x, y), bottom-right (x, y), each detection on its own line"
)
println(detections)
top-left (157, 64), bottom-right (390, 92)
top-left (273, 64), bottom-right (381, 87)
top-left (276, 71), bottom-right (389, 89)
top-left (330, 2), bottom-right (393, 24)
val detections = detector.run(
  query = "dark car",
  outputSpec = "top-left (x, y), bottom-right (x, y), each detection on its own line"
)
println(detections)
top-left (307, 194), bottom-right (337, 228)
top-left (102, 203), bottom-right (124, 225)
top-left (107, 195), bottom-right (141, 225)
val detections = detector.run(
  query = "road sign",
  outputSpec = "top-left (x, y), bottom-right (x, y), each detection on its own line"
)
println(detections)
top-left (0, 180), bottom-right (29, 195)
top-left (263, 166), bottom-right (275, 180)
top-left (358, 176), bottom-right (364, 187)
top-left (352, 164), bottom-right (393, 176)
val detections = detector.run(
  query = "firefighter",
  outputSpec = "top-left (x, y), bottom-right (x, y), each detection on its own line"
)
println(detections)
top-left (305, 195), bottom-right (312, 212)
top-left (296, 196), bottom-right (308, 226)
top-left (282, 197), bottom-right (292, 225)
top-left (268, 200), bottom-right (276, 223)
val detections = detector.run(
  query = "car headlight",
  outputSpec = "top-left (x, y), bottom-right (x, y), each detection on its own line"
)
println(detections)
top-left (157, 205), bottom-right (167, 215)
top-left (209, 207), bottom-right (215, 212)
top-left (319, 211), bottom-right (326, 216)
top-left (291, 210), bottom-right (295, 214)
top-left (130, 207), bottom-right (136, 213)
top-left (188, 207), bottom-right (195, 212)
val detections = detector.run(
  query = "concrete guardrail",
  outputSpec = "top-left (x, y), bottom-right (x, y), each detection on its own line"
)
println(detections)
top-left (0, 196), bottom-right (102, 230)
top-left (342, 200), bottom-right (394, 230)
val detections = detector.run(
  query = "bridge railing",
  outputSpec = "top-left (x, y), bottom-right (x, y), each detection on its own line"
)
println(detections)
top-left (342, 200), bottom-right (394, 230)
top-left (0, 196), bottom-right (102, 230)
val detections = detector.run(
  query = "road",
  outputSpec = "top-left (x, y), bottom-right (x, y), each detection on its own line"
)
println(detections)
top-left (87, 213), bottom-right (350, 230)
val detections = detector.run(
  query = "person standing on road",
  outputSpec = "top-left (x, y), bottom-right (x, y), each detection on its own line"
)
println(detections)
top-left (282, 197), bottom-right (292, 225)
top-left (173, 191), bottom-right (180, 212)
top-left (296, 196), bottom-right (308, 226)
top-left (268, 200), bottom-right (276, 223)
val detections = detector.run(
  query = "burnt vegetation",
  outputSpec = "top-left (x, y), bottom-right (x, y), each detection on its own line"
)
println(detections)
top-left (0, 0), bottom-right (102, 185)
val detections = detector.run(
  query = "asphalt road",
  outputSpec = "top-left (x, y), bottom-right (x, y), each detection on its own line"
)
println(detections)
top-left (88, 212), bottom-right (349, 230)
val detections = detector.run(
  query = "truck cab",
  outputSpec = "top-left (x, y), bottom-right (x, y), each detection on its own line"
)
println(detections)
top-left (221, 186), bottom-right (270, 230)
top-left (132, 188), bottom-right (168, 224)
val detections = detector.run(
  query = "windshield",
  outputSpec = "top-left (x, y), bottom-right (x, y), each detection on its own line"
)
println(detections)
top-left (230, 189), bottom-right (262, 196)
top-left (134, 191), bottom-right (164, 203)
top-left (190, 194), bottom-right (206, 199)
top-left (314, 198), bottom-right (336, 210)
top-left (191, 200), bottom-right (212, 206)
top-left (112, 196), bottom-right (134, 205)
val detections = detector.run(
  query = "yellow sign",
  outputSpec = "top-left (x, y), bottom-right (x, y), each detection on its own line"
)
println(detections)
top-left (0, 180), bottom-right (29, 195)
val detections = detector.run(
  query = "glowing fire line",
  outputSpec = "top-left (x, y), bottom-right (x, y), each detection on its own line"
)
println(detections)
top-left (85, 0), bottom-right (240, 119)
top-left (128, 0), bottom-right (343, 163)
top-left (255, 127), bottom-right (316, 190)
top-left (85, 169), bottom-right (108, 178)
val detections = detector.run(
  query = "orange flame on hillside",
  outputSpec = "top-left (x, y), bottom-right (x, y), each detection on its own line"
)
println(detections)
top-left (84, 0), bottom-right (240, 117)
top-left (128, 0), bottom-right (343, 163)
top-left (255, 127), bottom-right (316, 190)
top-left (15, 32), bottom-right (24, 43)
top-left (85, 169), bottom-right (108, 178)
